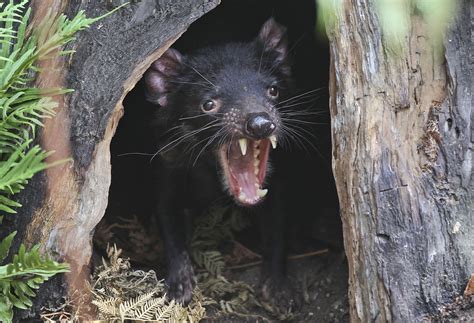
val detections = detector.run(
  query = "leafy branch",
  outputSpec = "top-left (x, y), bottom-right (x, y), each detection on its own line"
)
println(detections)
top-left (0, 1), bottom-right (123, 321)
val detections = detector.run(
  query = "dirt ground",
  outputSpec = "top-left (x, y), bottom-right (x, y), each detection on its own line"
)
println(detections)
top-left (216, 250), bottom-right (349, 322)
top-left (94, 204), bottom-right (349, 322)
top-left (93, 208), bottom-right (473, 323)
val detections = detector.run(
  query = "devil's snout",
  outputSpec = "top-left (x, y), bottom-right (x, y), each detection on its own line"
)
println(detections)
top-left (245, 112), bottom-right (276, 139)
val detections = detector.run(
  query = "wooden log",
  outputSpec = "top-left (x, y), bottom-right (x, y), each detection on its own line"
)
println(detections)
top-left (327, 0), bottom-right (473, 321)
top-left (9, 0), bottom-right (219, 319)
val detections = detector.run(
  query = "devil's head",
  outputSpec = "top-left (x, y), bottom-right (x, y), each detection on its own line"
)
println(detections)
top-left (144, 18), bottom-right (293, 206)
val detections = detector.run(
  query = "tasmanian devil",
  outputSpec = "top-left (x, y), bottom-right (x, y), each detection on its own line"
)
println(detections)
top-left (144, 18), bottom-right (302, 309)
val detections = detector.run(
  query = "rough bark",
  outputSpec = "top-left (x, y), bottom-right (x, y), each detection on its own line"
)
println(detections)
top-left (328, 0), bottom-right (472, 322)
top-left (10, 0), bottom-right (219, 319)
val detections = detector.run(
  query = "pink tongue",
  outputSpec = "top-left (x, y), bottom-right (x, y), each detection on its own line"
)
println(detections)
top-left (233, 169), bottom-right (258, 199)
top-left (228, 142), bottom-right (259, 202)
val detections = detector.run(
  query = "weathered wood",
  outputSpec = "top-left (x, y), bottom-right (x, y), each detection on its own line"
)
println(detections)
top-left (328, 0), bottom-right (472, 321)
top-left (10, 0), bottom-right (219, 318)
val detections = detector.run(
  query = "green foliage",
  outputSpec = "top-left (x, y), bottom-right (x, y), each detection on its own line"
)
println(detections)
top-left (191, 206), bottom-right (247, 276)
top-left (316, 0), bottom-right (341, 35)
top-left (0, 241), bottom-right (68, 322)
top-left (0, 0), bottom-right (121, 321)
top-left (316, 0), bottom-right (457, 54)
top-left (0, 0), bottom-right (111, 213)
top-left (190, 207), bottom-right (267, 319)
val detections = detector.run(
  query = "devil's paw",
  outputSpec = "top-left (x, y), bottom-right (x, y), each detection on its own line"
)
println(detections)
top-left (165, 252), bottom-right (197, 305)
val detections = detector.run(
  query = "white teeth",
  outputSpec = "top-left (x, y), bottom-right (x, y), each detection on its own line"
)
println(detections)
top-left (253, 148), bottom-right (260, 158)
top-left (253, 159), bottom-right (259, 167)
top-left (239, 191), bottom-right (247, 201)
top-left (257, 188), bottom-right (268, 197)
top-left (269, 135), bottom-right (277, 149)
top-left (238, 138), bottom-right (248, 155)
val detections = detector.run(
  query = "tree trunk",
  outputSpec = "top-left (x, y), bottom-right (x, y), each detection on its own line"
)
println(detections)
top-left (9, 0), bottom-right (219, 319)
top-left (328, 0), bottom-right (472, 322)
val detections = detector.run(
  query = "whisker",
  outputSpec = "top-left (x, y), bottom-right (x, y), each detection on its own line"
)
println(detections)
top-left (151, 120), bottom-right (221, 161)
top-left (186, 126), bottom-right (225, 155)
top-left (278, 97), bottom-right (320, 110)
top-left (168, 80), bottom-right (213, 87)
top-left (179, 112), bottom-right (224, 121)
top-left (183, 62), bottom-right (217, 88)
top-left (280, 118), bottom-right (328, 125)
top-left (273, 88), bottom-right (325, 107)
top-left (279, 121), bottom-right (329, 162)
top-left (192, 127), bottom-right (227, 166)
top-left (279, 110), bottom-right (326, 116)
top-left (279, 97), bottom-right (320, 109)
top-left (281, 125), bottom-right (316, 154)
top-left (117, 152), bottom-right (155, 157)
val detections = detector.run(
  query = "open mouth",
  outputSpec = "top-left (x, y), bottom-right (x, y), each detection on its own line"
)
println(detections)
top-left (219, 135), bottom-right (277, 205)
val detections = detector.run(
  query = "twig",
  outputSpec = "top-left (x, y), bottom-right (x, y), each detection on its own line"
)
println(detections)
top-left (228, 248), bottom-right (330, 270)
top-left (288, 248), bottom-right (329, 260)
top-left (227, 260), bottom-right (263, 270)
top-left (232, 240), bottom-right (262, 259)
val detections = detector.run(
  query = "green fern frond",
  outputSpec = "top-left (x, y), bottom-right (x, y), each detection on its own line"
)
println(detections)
top-left (0, 232), bottom-right (15, 263)
top-left (0, 244), bottom-right (69, 317)
top-left (0, 95), bottom-right (58, 156)
top-left (0, 141), bottom-right (51, 212)
top-left (0, 0), bottom-right (104, 216)
top-left (0, 1), bottom-right (123, 322)
top-left (0, 1), bottom-right (28, 63)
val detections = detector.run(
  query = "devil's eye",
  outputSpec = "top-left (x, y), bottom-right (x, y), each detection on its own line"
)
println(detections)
top-left (202, 100), bottom-right (216, 112)
top-left (267, 86), bottom-right (279, 98)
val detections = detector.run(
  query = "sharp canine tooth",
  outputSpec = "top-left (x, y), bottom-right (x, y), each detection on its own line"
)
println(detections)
top-left (238, 138), bottom-right (248, 155)
top-left (239, 191), bottom-right (247, 200)
top-left (257, 188), bottom-right (268, 197)
top-left (269, 135), bottom-right (277, 149)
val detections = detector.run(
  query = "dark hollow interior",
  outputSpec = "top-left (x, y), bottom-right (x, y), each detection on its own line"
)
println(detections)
top-left (95, 0), bottom-right (348, 320)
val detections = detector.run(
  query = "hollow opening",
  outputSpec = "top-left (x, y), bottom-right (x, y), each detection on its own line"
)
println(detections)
top-left (94, 0), bottom-right (347, 320)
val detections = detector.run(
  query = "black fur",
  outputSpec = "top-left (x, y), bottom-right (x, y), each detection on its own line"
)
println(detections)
top-left (144, 18), bottom-right (300, 309)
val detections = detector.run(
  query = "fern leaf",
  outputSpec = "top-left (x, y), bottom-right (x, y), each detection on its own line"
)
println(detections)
top-left (0, 231), bottom-right (15, 262)
top-left (0, 141), bottom-right (50, 196)
top-left (118, 291), bottom-right (155, 321)
top-left (154, 300), bottom-right (176, 321)
top-left (193, 250), bottom-right (225, 276)
top-left (0, 195), bottom-right (20, 214)
top-left (0, 243), bottom-right (69, 313)
top-left (92, 297), bottom-right (119, 317)
top-left (0, 295), bottom-right (14, 322)
top-left (131, 297), bottom-right (167, 320)
top-left (0, 1), bottom-right (123, 321)
top-left (0, 1), bottom-right (28, 65)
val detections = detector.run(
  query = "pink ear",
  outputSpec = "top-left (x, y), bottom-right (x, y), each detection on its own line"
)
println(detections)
top-left (257, 18), bottom-right (288, 63)
top-left (144, 48), bottom-right (183, 106)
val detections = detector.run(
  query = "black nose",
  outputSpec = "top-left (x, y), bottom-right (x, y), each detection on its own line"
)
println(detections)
top-left (245, 113), bottom-right (276, 139)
